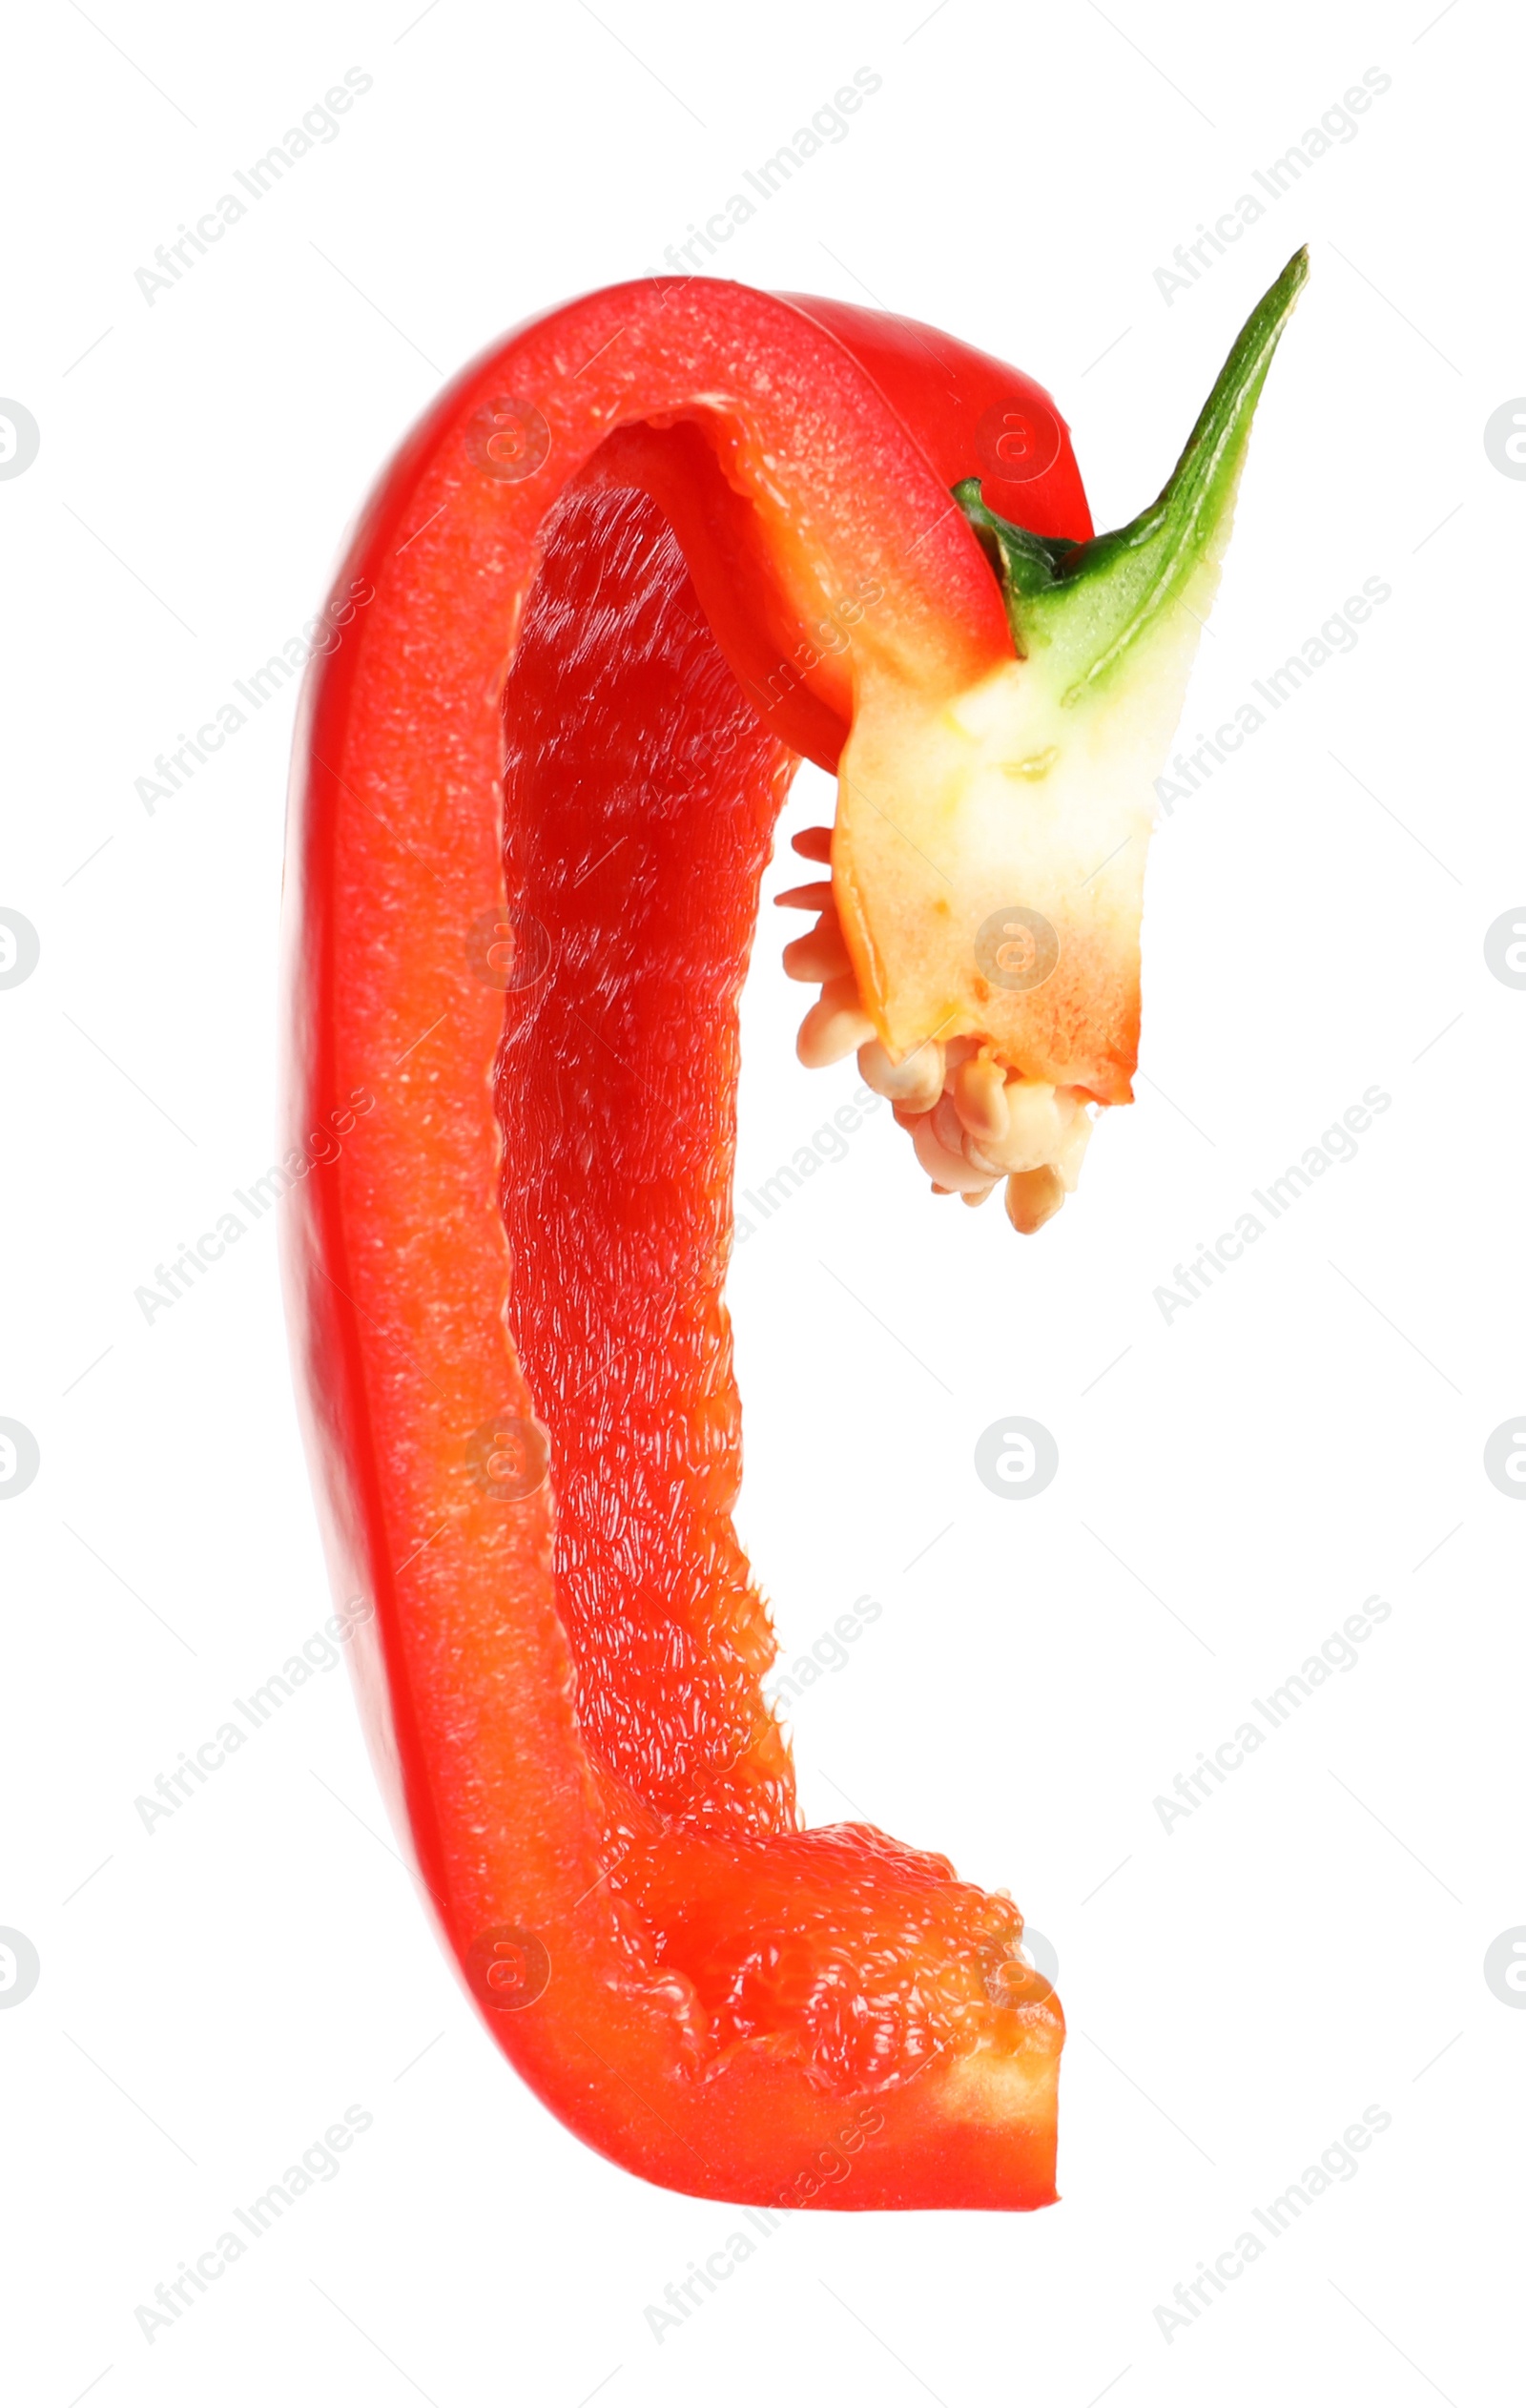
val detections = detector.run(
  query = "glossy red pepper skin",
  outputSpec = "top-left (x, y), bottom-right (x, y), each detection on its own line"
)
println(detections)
top-left (284, 279), bottom-right (1089, 2208)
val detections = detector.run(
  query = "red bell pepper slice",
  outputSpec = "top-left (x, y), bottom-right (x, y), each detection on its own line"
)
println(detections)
top-left (284, 260), bottom-right (1303, 2209)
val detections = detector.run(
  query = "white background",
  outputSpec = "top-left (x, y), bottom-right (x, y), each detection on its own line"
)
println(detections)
top-left (2, 2), bottom-right (1520, 2402)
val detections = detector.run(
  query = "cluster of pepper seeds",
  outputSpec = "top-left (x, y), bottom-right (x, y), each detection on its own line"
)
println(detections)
top-left (777, 826), bottom-right (1094, 1235)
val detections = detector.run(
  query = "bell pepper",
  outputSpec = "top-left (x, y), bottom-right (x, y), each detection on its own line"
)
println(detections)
top-left (283, 254), bottom-right (1305, 2209)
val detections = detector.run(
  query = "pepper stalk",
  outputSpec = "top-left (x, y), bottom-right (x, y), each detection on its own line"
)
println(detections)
top-left (827, 250), bottom-right (1309, 1224)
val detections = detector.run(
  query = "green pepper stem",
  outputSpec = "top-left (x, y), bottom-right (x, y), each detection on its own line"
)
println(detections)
top-left (957, 246), bottom-right (1309, 698)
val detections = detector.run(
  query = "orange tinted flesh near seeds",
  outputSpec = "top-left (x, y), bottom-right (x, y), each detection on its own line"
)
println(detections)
top-left (284, 278), bottom-right (1078, 2206)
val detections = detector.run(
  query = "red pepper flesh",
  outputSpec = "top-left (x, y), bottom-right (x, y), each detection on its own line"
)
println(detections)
top-left (283, 270), bottom-right (1293, 2209)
